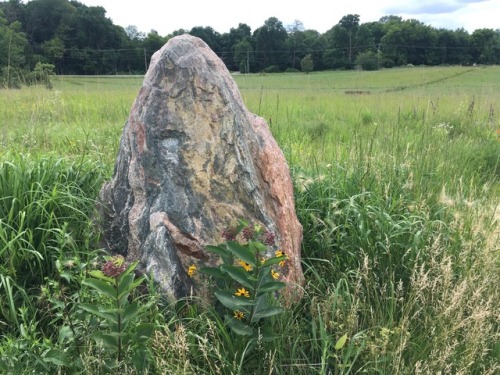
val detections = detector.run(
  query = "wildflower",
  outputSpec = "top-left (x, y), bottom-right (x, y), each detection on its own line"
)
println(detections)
top-left (187, 264), bottom-right (197, 278)
top-left (101, 255), bottom-right (126, 278)
top-left (233, 310), bottom-right (245, 320)
top-left (238, 260), bottom-right (252, 272)
top-left (275, 250), bottom-right (288, 267)
top-left (221, 226), bottom-right (238, 241)
top-left (234, 287), bottom-right (250, 298)
top-left (271, 269), bottom-right (280, 280)
top-left (242, 225), bottom-right (255, 240)
top-left (263, 230), bottom-right (276, 246)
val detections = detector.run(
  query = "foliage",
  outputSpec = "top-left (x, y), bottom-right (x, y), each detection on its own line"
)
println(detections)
top-left (300, 54), bottom-right (314, 73)
top-left (355, 51), bottom-right (379, 70)
top-left (81, 256), bottom-right (155, 371)
top-left (200, 221), bottom-right (287, 344)
top-left (1, 1), bottom-right (500, 75)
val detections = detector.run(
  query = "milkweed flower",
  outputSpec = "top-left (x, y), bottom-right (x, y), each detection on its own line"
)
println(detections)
top-left (235, 287), bottom-right (250, 298)
top-left (102, 255), bottom-right (126, 278)
top-left (187, 264), bottom-right (197, 278)
top-left (233, 310), bottom-right (245, 320)
top-left (238, 260), bottom-right (252, 272)
top-left (263, 230), bottom-right (276, 246)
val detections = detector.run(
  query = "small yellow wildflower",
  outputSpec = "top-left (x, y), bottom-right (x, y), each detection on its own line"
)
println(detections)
top-left (187, 264), bottom-right (197, 278)
top-left (275, 250), bottom-right (288, 267)
top-left (238, 260), bottom-right (252, 272)
top-left (233, 310), bottom-right (245, 320)
top-left (271, 269), bottom-right (280, 280)
top-left (234, 287), bottom-right (250, 298)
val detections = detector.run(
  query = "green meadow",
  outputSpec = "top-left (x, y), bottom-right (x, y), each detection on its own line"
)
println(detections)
top-left (0, 66), bottom-right (499, 374)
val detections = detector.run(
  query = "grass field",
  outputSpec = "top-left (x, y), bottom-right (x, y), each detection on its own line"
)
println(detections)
top-left (0, 66), bottom-right (499, 374)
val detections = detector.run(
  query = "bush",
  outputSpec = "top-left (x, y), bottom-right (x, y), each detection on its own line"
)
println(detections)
top-left (355, 51), bottom-right (379, 71)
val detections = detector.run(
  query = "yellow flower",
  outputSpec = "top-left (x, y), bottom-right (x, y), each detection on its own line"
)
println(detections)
top-left (238, 260), bottom-right (252, 272)
top-left (275, 250), bottom-right (288, 267)
top-left (233, 310), bottom-right (245, 320)
top-left (271, 269), bottom-right (280, 280)
top-left (234, 287), bottom-right (250, 298)
top-left (187, 264), bottom-right (197, 278)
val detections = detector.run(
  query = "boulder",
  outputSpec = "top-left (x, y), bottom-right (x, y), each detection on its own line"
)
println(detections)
top-left (99, 35), bottom-right (303, 300)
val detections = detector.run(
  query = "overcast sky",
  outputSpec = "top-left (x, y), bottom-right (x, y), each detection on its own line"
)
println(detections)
top-left (78, 0), bottom-right (499, 35)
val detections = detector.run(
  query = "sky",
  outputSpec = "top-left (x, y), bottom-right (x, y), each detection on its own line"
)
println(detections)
top-left (78, 0), bottom-right (499, 35)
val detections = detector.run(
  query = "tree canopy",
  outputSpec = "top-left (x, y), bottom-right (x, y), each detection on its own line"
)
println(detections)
top-left (0, 0), bottom-right (499, 79)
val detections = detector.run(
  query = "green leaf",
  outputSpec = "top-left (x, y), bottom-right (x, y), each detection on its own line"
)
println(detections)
top-left (79, 303), bottom-right (116, 322)
top-left (226, 315), bottom-right (253, 336)
top-left (92, 332), bottom-right (118, 349)
top-left (251, 307), bottom-right (284, 322)
top-left (250, 241), bottom-right (268, 253)
top-left (82, 278), bottom-right (116, 300)
top-left (135, 323), bottom-right (155, 343)
top-left (215, 291), bottom-right (253, 312)
top-left (58, 325), bottom-right (73, 344)
top-left (118, 260), bottom-right (139, 280)
top-left (117, 273), bottom-right (144, 300)
top-left (257, 281), bottom-right (286, 294)
top-left (200, 266), bottom-right (226, 279)
top-left (226, 241), bottom-right (256, 266)
top-left (117, 273), bottom-right (134, 299)
top-left (88, 270), bottom-right (115, 283)
top-left (220, 265), bottom-right (254, 290)
top-left (262, 256), bottom-right (287, 267)
top-left (121, 301), bottom-right (140, 327)
top-left (205, 245), bottom-right (230, 257)
top-left (43, 348), bottom-right (70, 367)
top-left (335, 334), bottom-right (348, 350)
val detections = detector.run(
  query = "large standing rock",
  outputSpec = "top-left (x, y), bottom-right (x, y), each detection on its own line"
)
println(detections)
top-left (99, 35), bottom-right (303, 300)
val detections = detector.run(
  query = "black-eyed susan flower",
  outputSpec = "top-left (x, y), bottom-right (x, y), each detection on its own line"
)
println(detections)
top-left (238, 260), bottom-right (252, 272)
top-left (275, 250), bottom-right (288, 267)
top-left (233, 310), bottom-right (245, 320)
top-left (271, 269), bottom-right (280, 280)
top-left (187, 264), bottom-right (197, 278)
top-left (234, 287), bottom-right (250, 298)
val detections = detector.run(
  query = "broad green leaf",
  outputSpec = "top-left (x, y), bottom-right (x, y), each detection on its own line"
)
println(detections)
top-left (220, 265), bottom-right (254, 290)
top-left (117, 274), bottom-right (144, 300)
top-left (58, 325), bottom-right (73, 344)
top-left (250, 241), bottom-right (268, 253)
top-left (251, 307), bottom-right (284, 322)
top-left (226, 315), bottom-right (253, 336)
top-left (79, 303), bottom-right (116, 322)
top-left (226, 241), bottom-right (256, 266)
top-left (121, 301), bottom-right (140, 327)
top-left (82, 278), bottom-right (116, 299)
top-left (118, 260), bottom-right (139, 280)
top-left (257, 281), bottom-right (286, 294)
top-left (205, 245), bottom-right (230, 257)
top-left (335, 334), bottom-right (348, 350)
top-left (43, 348), bottom-right (70, 366)
top-left (215, 291), bottom-right (253, 312)
top-left (92, 332), bottom-right (118, 349)
top-left (262, 256), bottom-right (287, 267)
top-left (88, 270), bottom-right (115, 283)
top-left (117, 273), bottom-right (134, 299)
top-left (200, 266), bottom-right (226, 279)
top-left (135, 323), bottom-right (155, 343)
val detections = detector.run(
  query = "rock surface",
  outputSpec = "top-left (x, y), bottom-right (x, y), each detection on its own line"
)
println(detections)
top-left (99, 34), bottom-right (303, 300)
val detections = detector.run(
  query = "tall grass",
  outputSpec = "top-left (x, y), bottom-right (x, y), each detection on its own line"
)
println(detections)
top-left (0, 67), bottom-right (498, 374)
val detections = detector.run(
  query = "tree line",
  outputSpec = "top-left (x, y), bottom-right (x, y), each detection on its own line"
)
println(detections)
top-left (1, 0), bottom-right (499, 86)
